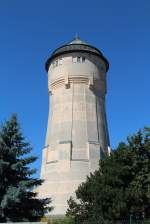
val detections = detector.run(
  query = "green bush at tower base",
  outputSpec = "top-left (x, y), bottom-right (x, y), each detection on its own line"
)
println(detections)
top-left (40, 215), bottom-right (75, 224)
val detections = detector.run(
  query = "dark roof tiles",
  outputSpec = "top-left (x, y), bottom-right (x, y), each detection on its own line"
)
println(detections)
top-left (45, 36), bottom-right (109, 71)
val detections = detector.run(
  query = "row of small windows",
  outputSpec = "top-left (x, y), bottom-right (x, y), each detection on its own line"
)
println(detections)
top-left (72, 56), bottom-right (85, 63)
top-left (51, 57), bottom-right (105, 71)
top-left (52, 56), bottom-right (86, 68)
top-left (52, 58), bottom-right (63, 67)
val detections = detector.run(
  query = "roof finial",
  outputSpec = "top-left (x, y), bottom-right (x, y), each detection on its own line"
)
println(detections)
top-left (75, 33), bottom-right (80, 40)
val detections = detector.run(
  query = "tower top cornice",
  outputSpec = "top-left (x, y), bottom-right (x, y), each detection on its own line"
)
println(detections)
top-left (45, 36), bottom-right (109, 72)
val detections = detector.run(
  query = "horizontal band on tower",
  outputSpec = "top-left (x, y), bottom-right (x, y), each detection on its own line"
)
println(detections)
top-left (48, 75), bottom-right (98, 91)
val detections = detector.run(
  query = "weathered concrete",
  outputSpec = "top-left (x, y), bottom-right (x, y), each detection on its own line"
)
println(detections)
top-left (37, 38), bottom-right (110, 215)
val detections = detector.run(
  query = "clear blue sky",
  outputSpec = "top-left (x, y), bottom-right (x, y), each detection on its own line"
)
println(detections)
top-left (0, 0), bottom-right (150, 176)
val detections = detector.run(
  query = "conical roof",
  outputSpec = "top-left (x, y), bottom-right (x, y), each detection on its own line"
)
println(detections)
top-left (68, 35), bottom-right (88, 45)
top-left (45, 36), bottom-right (109, 71)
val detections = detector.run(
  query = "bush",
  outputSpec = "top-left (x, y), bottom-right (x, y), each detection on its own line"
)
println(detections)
top-left (41, 215), bottom-right (75, 224)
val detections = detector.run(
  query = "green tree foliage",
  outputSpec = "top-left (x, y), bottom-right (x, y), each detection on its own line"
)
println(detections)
top-left (66, 128), bottom-right (150, 223)
top-left (0, 114), bottom-right (52, 222)
top-left (41, 215), bottom-right (75, 224)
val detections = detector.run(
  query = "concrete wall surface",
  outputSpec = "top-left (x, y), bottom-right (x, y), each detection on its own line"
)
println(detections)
top-left (38, 51), bottom-right (110, 215)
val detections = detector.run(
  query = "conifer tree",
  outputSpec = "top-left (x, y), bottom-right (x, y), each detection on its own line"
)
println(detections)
top-left (0, 114), bottom-right (52, 222)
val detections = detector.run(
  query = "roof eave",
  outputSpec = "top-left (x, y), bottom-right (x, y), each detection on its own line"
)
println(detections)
top-left (45, 49), bottom-right (109, 72)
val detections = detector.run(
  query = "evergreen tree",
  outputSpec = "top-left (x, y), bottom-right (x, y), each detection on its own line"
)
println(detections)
top-left (66, 128), bottom-right (150, 223)
top-left (0, 114), bottom-right (52, 222)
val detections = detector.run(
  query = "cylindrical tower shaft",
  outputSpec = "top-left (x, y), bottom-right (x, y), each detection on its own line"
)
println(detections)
top-left (38, 37), bottom-right (110, 215)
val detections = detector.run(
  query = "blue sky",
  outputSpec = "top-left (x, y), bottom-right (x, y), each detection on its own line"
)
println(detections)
top-left (0, 0), bottom-right (150, 176)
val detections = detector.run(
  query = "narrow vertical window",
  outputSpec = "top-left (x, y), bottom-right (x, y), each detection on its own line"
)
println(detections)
top-left (77, 57), bottom-right (81, 62)
top-left (72, 57), bottom-right (77, 63)
top-left (59, 58), bottom-right (63, 65)
top-left (82, 57), bottom-right (85, 62)
top-left (55, 60), bottom-right (58, 66)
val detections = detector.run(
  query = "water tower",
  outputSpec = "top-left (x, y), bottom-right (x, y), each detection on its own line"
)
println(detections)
top-left (38, 36), bottom-right (110, 215)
